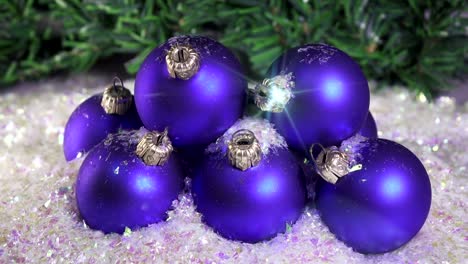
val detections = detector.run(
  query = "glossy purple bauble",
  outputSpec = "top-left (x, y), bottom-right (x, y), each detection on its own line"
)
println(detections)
top-left (315, 138), bottom-right (431, 254)
top-left (193, 148), bottom-right (307, 243)
top-left (264, 44), bottom-right (370, 152)
top-left (63, 94), bottom-right (142, 161)
top-left (135, 35), bottom-right (246, 149)
top-left (76, 131), bottom-right (184, 234)
top-left (358, 112), bottom-right (378, 138)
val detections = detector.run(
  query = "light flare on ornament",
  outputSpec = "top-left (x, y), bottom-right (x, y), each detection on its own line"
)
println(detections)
top-left (253, 72), bottom-right (309, 151)
top-left (135, 175), bottom-right (157, 193)
top-left (269, 86), bottom-right (289, 106)
top-left (382, 175), bottom-right (404, 199)
top-left (193, 68), bottom-right (221, 97)
top-left (284, 108), bottom-right (308, 152)
top-left (254, 73), bottom-right (294, 113)
top-left (257, 176), bottom-right (279, 196)
top-left (323, 79), bottom-right (344, 101)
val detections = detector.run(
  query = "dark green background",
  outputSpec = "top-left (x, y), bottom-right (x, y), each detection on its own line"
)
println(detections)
top-left (1, 0), bottom-right (466, 98)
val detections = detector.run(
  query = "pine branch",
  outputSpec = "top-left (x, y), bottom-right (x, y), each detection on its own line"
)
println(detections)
top-left (0, 0), bottom-right (466, 98)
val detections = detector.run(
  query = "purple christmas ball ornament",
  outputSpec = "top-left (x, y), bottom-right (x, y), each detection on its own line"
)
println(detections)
top-left (192, 118), bottom-right (307, 243)
top-left (253, 44), bottom-right (370, 152)
top-left (312, 136), bottom-right (431, 254)
top-left (76, 129), bottom-right (184, 234)
top-left (358, 112), bottom-right (378, 138)
top-left (63, 77), bottom-right (142, 161)
top-left (135, 35), bottom-right (247, 149)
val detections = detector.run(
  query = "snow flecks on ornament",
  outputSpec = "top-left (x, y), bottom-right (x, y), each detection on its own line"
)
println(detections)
top-left (206, 117), bottom-right (287, 155)
top-left (339, 134), bottom-right (368, 153)
top-left (101, 127), bottom-right (148, 153)
top-left (161, 35), bottom-right (220, 61)
top-left (0, 77), bottom-right (467, 263)
top-left (338, 134), bottom-right (370, 169)
top-left (297, 44), bottom-right (338, 64)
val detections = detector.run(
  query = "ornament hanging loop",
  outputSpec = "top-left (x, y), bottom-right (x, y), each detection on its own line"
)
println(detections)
top-left (228, 129), bottom-right (262, 171)
top-left (101, 76), bottom-right (133, 115)
top-left (310, 144), bottom-right (354, 184)
top-left (135, 128), bottom-right (173, 166)
top-left (165, 44), bottom-right (200, 80)
top-left (113, 76), bottom-right (124, 89)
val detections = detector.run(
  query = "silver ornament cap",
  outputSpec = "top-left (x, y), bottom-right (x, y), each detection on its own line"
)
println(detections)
top-left (135, 128), bottom-right (173, 166)
top-left (253, 73), bottom-right (294, 113)
top-left (228, 129), bottom-right (262, 171)
top-left (101, 77), bottom-right (133, 115)
top-left (310, 144), bottom-right (362, 184)
top-left (165, 44), bottom-right (200, 80)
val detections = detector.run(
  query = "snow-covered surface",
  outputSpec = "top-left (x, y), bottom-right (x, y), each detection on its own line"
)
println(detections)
top-left (0, 74), bottom-right (466, 263)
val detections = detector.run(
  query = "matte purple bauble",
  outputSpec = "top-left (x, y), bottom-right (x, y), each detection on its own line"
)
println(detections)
top-left (63, 94), bottom-right (142, 161)
top-left (258, 44), bottom-right (370, 152)
top-left (192, 131), bottom-right (306, 243)
top-left (315, 138), bottom-right (431, 254)
top-left (75, 131), bottom-right (184, 234)
top-left (358, 112), bottom-right (378, 138)
top-left (135, 35), bottom-right (246, 149)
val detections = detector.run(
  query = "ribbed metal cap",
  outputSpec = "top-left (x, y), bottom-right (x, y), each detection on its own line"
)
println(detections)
top-left (310, 144), bottom-right (362, 184)
top-left (101, 77), bottom-right (133, 115)
top-left (253, 73), bottom-right (294, 113)
top-left (228, 129), bottom-right (262, 171)
top-left (165, 44), bottom-right (200, 80)
top-left (135, 128), bottom-right (173, 166)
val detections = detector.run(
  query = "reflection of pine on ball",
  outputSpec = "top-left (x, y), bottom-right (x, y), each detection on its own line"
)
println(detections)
top-left (193, 127), bottom-right (307, 243)
top-left (134, 35), bottom-right (247, 150)
top-left (75, 130), bottom-right (184, 234)
top-left (314, 137), bottom-right (431, 254)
